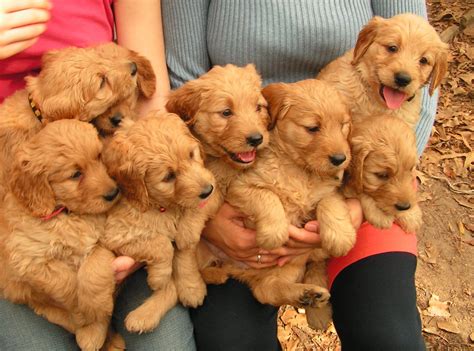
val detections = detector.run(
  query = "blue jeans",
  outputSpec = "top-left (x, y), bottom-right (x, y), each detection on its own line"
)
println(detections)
top-left (0, 268), bottom-right (195, 351)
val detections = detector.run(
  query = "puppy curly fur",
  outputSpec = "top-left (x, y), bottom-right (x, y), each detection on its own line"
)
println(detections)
top-left (101, 113), bottom-right (219, 334)
top-left (0, 120), bottom-right (120, 351)
top-left (317, 13), bottom-right (448, 127)
top-left (0, 42), bottom-right (155, 199)
top-left (344, 115), bottom-right (422, 233)
top-left (191, 79), bottom-right (355, 309)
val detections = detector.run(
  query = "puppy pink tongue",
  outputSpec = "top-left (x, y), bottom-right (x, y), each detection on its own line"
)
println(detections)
top-left (383, 86), bottom-right (407, 110)
top-left (237, 150), bottom-right (256, 163)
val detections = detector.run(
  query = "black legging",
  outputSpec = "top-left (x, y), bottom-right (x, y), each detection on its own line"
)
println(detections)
top-left (191, 252), bottom-right (425, 351)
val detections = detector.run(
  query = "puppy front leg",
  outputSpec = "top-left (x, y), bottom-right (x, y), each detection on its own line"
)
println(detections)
top-left (317, 192), bottom-right (356, 257)
top-left (360, 193), bottom-right (394, 229)
top-left (175, 212), bottom-right (208, 250)
top-left (227, 184), bottom-right (289, 250)
top-left (125, 280), bottom-right (178, 333)
top-left (76, 245), bottom-right (116, 324)
top-left (173, 248), bottom-right (206, 308)
top-left (303, 260), bottom-right (333, 331)
top-left (396, 203), bottom-right (423, 234)
top-left (119, 236), bottom-right (174, 291)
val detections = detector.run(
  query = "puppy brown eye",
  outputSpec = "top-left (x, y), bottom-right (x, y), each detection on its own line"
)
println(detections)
top-left (419, 57), bottom-right (428, 65)
top-left (306, 126), bottom-right (320, 133)
top-left (221, 109), bottom-right (233, 118)
top-left (163, 171), bottom-right (176, 182)
top-left (387, 45), bottom-right (398, 53)
top-left (375, 172), bottom-right (389, 180)
top-left (189, 150), bottom-right (194, 159)
top-left (256, 104), bottom-right (262, 112)
top-left (71, 170), bottom-right (82, 179)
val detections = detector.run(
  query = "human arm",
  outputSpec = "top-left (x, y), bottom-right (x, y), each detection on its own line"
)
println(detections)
top-left (0, 0), bottom-right (51, 60)
top-left (114, 0), bottom-right (170, 114)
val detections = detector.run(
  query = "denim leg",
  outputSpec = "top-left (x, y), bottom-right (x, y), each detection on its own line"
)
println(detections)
top-left (0, 299), bottom-right (79, 351)
top-left (113, 268), bottom-right (196, 351)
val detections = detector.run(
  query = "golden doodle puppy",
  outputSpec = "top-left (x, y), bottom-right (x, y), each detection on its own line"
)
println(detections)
top-left (202, 79), bottom-right (355, 309)
top-left (317, 13), bottom-right (448, 127)
top-left (0, 42), bottom-right (155, 198)
top-left (101, 113), bottom-right (219, 334)
top-left (344, 116), bottom-right (422, 233)
top-left (166, 64), bottom-right (271, 198)
top-left (0, 120), bottom-right (121, 351)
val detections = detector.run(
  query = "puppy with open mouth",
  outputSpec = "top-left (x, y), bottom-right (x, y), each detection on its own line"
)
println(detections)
top-left (317, 13), bottom-right (448, 128)
top-left (166, 64), bottom-right (270, 179)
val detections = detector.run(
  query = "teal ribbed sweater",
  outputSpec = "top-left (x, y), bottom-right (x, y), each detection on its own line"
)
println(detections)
top-left (162, 0), bottom-right (436, 155)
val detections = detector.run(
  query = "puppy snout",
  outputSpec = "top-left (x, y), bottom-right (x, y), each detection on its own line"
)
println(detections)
top-left (199, 184), bottom-right (214, 199)
top-left (246, 133), bottom-right (264, 147)
top-left (395, 202), bottom-right (411, 211)
top-left (110, 112), bottom-right (123, 127)
top-left (394, 72), bottom-right (412, 87)
top-left (329, 153), bottom-right (347, 166)
top-left (103, 187), bottom-right (120, 202)
top-left (130, 62), bottom-right (138, 76)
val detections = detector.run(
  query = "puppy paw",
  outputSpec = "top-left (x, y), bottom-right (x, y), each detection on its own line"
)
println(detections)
top-left (306, 304), bottom-right (333, 331)
top-left (256, 222), bottom-right (289, 250)
top-left (321, 221), bottom-right (356, 257)
top-left (298, 287), bottom-right (330, 308)
top-left (396, 205), bottom-right (422, 233)
top-left (365, 211), bottom-right (394, 230)
top-left (102, 332), bottom-right (126, 351)
top-left (125, 306), bottom-right (162, 334)
top-left (76, 322), bottom-right (108, 351)
top-left (200, 266), bottom-right (230, 285)
top-left (176, 276), bottom-right (207, 308)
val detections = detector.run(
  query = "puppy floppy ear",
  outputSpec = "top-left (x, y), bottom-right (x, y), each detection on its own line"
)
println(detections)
top-left (10, 150), bottom-right (56, 217)
top-left (352, 16), bottom-right (384, 65)
top-left (129, 50), bottom-right (157, 98)
top-left (165, 82), bottom-right (202, 125)
top-left (261, 83), bottom-right (291, 130)
top-left (103, 136), bottom-right (150, 212)
top-left (349, 136), bottom-right (371, 194)
top-left (429, 47), bottom-right (449, 95)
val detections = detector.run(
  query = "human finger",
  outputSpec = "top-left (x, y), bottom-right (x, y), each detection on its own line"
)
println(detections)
top-left (0, 37), bottom-right (37, 59)
top-left (1, 0), bottom-right (51, 13)
top-left (267, 246), bottom-right (312, 257)
top-left (288, 225), bottom-right (321, 246)
top-left (112, 256), bottom-right (136, 273)
top-left (243, 254), bottom-right (279, 269)
top-left (2, 8), bottom-right (50, 30)
top-left (0, 23), bottom-right (46, 46)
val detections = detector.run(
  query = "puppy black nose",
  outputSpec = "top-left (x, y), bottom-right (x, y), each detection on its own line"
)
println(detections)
top-left (110, 112), bottom-right (123, 127)
top-left (246, 133), bottom-right (263, 147)
top-left (130, 62), bottom-right (138, 76)
top-left (103, 187), bottom-right (120, 202)
top-left (329, 154), bottom-right (347, 166)
top-left (199, 184), bottom-right (214, 199)
top-left (394, 72), bottom-right (412, 87)
top-left (395, 202), bottom-right (411, 211)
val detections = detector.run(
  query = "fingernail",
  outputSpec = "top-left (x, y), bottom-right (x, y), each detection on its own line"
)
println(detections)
top-left (305, 223), bottom-right (318, 232)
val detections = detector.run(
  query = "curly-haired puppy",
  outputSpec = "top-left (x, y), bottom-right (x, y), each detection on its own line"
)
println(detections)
top-left (166, 64), bottom-right (271, 195)
top-left (101, 113), bottom-right (218, 334)
top-left (0, 120), bottom-right (121, 351)
top-left (317, 13), bottom-right (448, 127)
top-left (344, 115), bottom-right (422, 233)
top-left (202, 79), bottom-right (355, 309)
top-left (0, 42), bottom-right (155, 198)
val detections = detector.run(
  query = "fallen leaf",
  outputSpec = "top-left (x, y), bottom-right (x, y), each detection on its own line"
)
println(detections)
top-left (423, 326), bottom-right (442, 336)
top-left (441, 25), bottom-right (460, 43)
top-left (470, 332), bottom-right (474, 342)
top-left (280, 309), bottom-right (298, 325)
top-left (437, 320), bottom-right (461, 334)
top-left (423, 294), bottom-right (451, 318)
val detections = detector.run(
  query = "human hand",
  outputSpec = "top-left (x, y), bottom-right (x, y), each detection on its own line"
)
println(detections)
top-left (275, 198), bottom-right (363, 266)
top-left (0, 0), bottom-right (52, 60)
top-left (137, 93), bottom-right (169, 117)
top-left (202, 202), bottom-right (279, 269)
top-left (112, 256), bottom-right (143, 284)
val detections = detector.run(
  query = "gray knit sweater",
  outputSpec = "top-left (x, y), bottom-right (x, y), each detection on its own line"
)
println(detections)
top-left (162, 0), bottom-right (436, 155)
